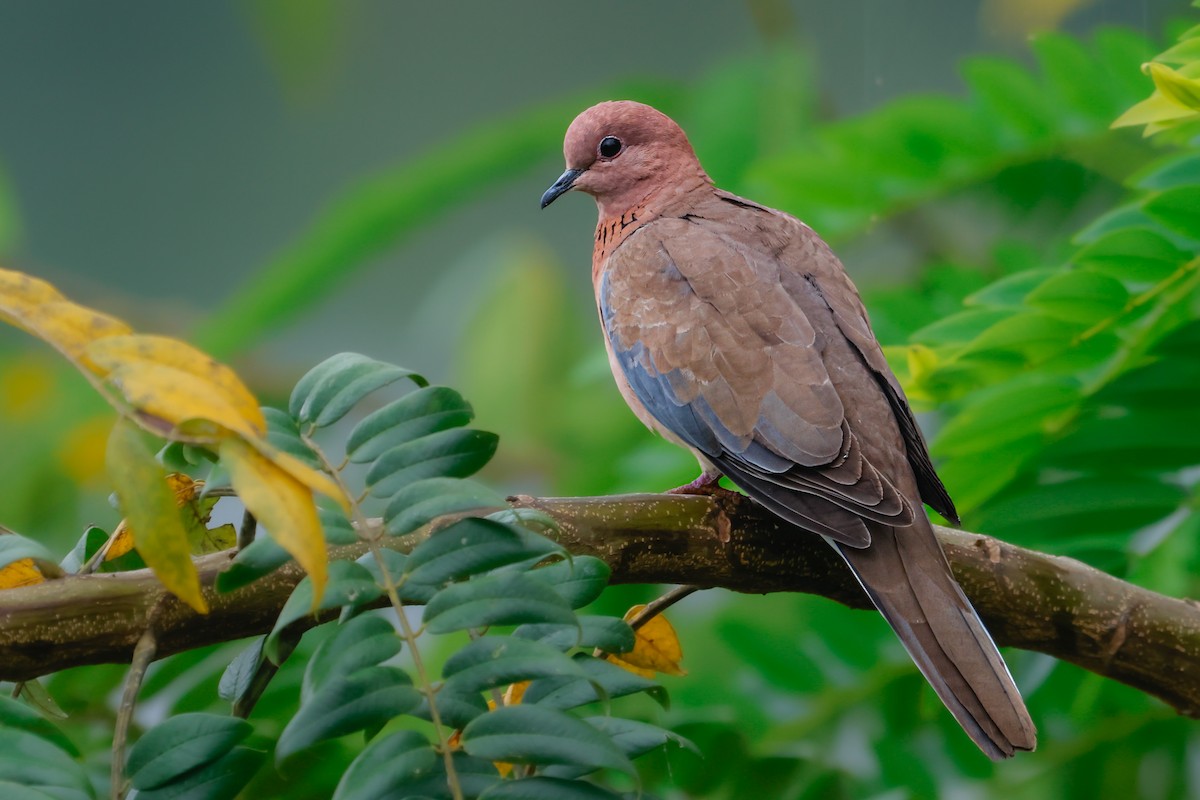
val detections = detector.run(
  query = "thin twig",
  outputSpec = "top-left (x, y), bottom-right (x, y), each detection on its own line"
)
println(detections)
top-left (627, 586), bottom-right (701, 632)
top-left (112, 628), bottom-right (158, 800)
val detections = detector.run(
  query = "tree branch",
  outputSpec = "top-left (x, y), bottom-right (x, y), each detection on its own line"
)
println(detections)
top-left (1, 493), bottom-right (1197, 717)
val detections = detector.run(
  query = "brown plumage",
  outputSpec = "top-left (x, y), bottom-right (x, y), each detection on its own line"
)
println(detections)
top-left (541, 100), bottom-right (1036, 759)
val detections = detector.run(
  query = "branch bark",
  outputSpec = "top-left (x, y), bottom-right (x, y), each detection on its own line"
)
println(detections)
top-left (1, 493), bottom-right (1197, 717)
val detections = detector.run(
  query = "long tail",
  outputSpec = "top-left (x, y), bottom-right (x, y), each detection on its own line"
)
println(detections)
top-left (832, 518), bottom-right (1037, 759)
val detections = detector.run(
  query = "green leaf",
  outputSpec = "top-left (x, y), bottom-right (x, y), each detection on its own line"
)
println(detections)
top-left (1025, 269), bottom-right (1129, 324)
top-left (216, 535), bottom-right (294, 593)
top-left (420, 684), bottom-right (490, 730)
top-left (405, 518), bottom-right (562, 587)
top-left (933, 438), bottom-right (1040, 514)
top-left (1132, 152), bottom-right (1200, 191)
top-left (910, 308), bottom-right (1011, 346)
top-left (289, 352), bottom-right (426, 426)
top-left (0, 782), bottom-right (60, 800)
top-left (962, 57), bottom-right (1054, 141)
top-left (0, 728), bottom-right (92, 799)
top-left (933, 376), bottom-right (1081, 458)
top-left (1149, 318), bottom-right (1200, 358)
top-left (383, 478), bottom-right (506, 536)
top-left (332, 730), bottom-right (439, 800)
top-left (441, 635), bottom-right (587, 697)
top-left (347, 386), bottom-right (474, 464)
top-left (303, 613), bottom-right (401, 700)
top-left (542, 717), bottom-right (697, 778)
top-left (1142, 186), bottom-right (1200, 239)
top-left (0, 696), bottom-right (78, 757)
top-left (218, 637), bottom-right (266, 704)
top-left (318, 504), bottom-right (358, 542)
top-left (134, 746), bottom-right (264, 800)
top-left (460, 704), bottom-right (635, 777)
top-left (59, 525), bottom-right (109, 574)
top-left (478, 777), bottom-right (623, 800)
top-left (127, 713), bottom-right (252, 791)
top-left (423, 571), bottom-right (577, 634)
top-left (963, 269), bottom-right (1056, 310)
top-left (276, 666), bottom-right (421, 762)
top-left (13, 681), bottom-right (66, 723)
top-left (527, 556), bottom-right (612, 609)
top-left (485, 506), bottom-right (563, 536)
top-left (585, 716), bottom-right (695, 758)
top-left (1073, 227), bottom-right (1192, 282)
top-left (265, 560), bottom-right (383, 663)
top-left (1032, 32), bottom-right (1120, 122)
top-left (356, 549), bottom-right (435, 604)
top-left (514, 617), bottom-right (636, 654)
top-left (962, 312), bottom-right (1086, 362)
top-left (366, 428), bottom-right (499, 497)
top-left (1043, 408), bottom-right (1200, 471)
top-left (401, 752), bottom-right (504, 798)
top-left (0, 532), bottom-right (55, 573)
top-left (1095, 357), bottom-right (1200, 408)
top-left (974, 476), bottom-right (1186, 542)
top-left (523, 655), bottom-right (668, 711)
top-left (262, 406), bottom-right (323, 470)
top-left (1073, 202), bottom-right (1161, 244)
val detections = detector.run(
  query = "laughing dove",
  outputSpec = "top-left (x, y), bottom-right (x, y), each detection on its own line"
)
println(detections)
top-left (541, 100), bottom-right (1036, 759)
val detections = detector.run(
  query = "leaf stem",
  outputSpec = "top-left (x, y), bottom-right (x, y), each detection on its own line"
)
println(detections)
top-left (303, 433), bottom-right (464, 800)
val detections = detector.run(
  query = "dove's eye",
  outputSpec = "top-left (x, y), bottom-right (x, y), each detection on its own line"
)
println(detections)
top-left (598, 136), bottom-right (623, 158)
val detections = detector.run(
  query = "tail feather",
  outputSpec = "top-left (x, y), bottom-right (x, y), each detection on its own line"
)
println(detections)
top-left (833, 519), bottom-right (1037, 759)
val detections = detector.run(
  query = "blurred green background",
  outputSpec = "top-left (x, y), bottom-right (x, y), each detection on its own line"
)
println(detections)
top-left (3, 0), bottom-right (1200, 798)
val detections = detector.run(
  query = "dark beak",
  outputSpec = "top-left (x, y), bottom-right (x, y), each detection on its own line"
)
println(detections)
top-left (540, 168), bottom-right (583, 209)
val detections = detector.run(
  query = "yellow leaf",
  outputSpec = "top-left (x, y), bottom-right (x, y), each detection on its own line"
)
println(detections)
top-left (0, 268), bottom-right (64, 312)
top-left (606, 654), bottom-right (656, 680)
top-left (220, 436), bottom-right (327, 606)
top-left (0, 270), bottom-right (269, 454)
top-left (607, 604), bottom-right (686, 678)
top-left (1116, 97), bottom-right (1200, 136)
top-left (0, 268), bottom-right (132, 367)
top-left (502, 681), bottom-right (529, 707)
top-left (106, 520), bottom-right (137, 561)
top-left (197, 523), bottom-right (237, 553)
top-left (88, 335), bottom-right (266, 433)
top-left (1147, 62), bottom-right (1200, 112)
top-left (13, 301), bottom-right (133, 370)
top-left (0, 558), bottom-right (44, 589)
top-left (250, 442), bottom-right (350, 512)
top-left (107, 418), bottom-right (208, 613)
top-left (1113, 90), bottom-right (1195, 128)
top-left (107, 473), bottom-right (230, 560)
top-left (104, 361), bottom-right (261, 439)
top-left (906, 344), bottom-right (940, 386)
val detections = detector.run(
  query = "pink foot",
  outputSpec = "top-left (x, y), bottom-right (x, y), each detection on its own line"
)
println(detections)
top-left (667, 471), bottom-right (725, 496)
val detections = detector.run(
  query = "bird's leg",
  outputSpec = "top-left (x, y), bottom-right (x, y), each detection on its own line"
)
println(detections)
top-left (667, 467), bottom-right (728, 496)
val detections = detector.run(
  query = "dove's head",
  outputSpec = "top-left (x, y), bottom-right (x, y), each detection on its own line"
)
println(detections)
top-left (540, 101), bottom-right (709, 217)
